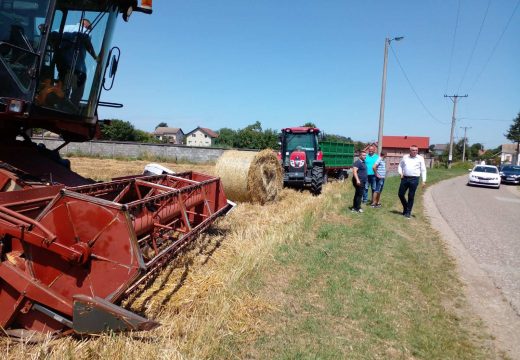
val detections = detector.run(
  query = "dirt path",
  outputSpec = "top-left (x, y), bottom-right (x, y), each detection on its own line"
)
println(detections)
top-left (424, 178), bottom-right (520, 359)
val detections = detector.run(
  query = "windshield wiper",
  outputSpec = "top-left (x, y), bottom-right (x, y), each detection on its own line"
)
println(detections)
top-left (16, 27), bottom-right (34, 53)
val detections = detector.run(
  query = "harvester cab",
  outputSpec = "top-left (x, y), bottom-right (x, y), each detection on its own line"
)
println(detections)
top-left (278, 127), bottom-right (324, 195)
top-left (0, 0), bottom-right (151, 142)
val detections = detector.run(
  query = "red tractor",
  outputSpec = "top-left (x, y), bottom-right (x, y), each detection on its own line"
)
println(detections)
top-left (278, 127), bottom-right (324, 195)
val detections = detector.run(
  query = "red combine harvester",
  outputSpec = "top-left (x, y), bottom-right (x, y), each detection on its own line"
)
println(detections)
top-left (0, 0), bottom-right (232, 336)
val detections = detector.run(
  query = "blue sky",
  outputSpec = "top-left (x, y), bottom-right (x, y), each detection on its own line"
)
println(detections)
top-left (99, 0), bottom-right (520, 149)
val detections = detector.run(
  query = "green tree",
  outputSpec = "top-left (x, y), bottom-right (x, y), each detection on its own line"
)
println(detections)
top-left (236, 121), bottom-right (263, 149)
top-left (302, 122), bottom-right (316, 128)
top-left (155, 122), bottom-right (168, 129)
top-left (259, 128), bottom-right (279, 149)
top-left (214, 122), bottom-right (279, 150)
top-left (134, 129), bottom-right (158, 143)
top-left (469, 143), bottom-right (484, 160)
top-left (101, 119), bottom-right (137, 141)
top-left (214, 128), bottom-right (237, 148)
top-left (505, 112), bottom-right (520, 162)
top-left (323, 133), bottom-right (353, 143)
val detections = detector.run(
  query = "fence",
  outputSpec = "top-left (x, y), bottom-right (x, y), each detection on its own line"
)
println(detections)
top-left (33, 137), bottom-right (226, 163)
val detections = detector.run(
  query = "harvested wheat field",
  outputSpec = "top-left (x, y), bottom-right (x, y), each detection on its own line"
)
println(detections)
top-left (67, 157), bottom-right (216, 181)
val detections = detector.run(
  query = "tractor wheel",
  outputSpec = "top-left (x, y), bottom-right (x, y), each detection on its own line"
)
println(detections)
top-left (311, 166), bottom-right (323, 196)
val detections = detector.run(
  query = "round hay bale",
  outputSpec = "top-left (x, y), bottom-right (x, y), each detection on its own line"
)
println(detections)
top-left (215, 149), bottom-right (282, 204)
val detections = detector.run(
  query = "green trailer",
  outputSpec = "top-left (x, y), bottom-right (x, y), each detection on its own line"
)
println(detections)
top-left (320, 140), bottom-right (355, 180)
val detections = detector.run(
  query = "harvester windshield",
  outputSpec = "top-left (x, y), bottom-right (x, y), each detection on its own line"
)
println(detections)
top-left (38, 0), bottom-right (118, 118)
top-left (0, 0), bottom-right (51, 95)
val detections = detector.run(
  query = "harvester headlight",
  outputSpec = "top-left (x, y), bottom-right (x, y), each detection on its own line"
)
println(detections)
top-left (8, 99), bottom-right (24, 113)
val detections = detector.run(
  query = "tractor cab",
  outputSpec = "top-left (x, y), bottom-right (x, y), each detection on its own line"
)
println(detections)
top-left (0, 0), bottom-right (151, 141)
top-left (279, 126), bottom-right (324, 195)
top-left (279, 127), bottom-right (322, 168)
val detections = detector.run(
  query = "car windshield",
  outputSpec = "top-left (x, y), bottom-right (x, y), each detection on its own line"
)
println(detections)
top-left (474, 166), bottom-right (498, 174)
top-left (501, 165), bottom-right (520, 173)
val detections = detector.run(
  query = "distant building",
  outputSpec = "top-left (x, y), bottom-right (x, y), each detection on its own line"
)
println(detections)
top-left (186, 127), bottom-right (219, 147)
top-left (381, 136), bottom-right (430, 156)
top-left (365, 136), bottom-right (430, 156)
top-left (500, 143), bottom-right (520, 165)
top-left (431, 143), bottom-right (448, 156)
top-left (153, 127), bottom-right (184, 144)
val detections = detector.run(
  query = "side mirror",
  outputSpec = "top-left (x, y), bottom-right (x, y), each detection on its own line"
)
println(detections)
top-left (102, 46), bottom-right (121, 91)
top-left (109, 54), bottom-right (118, 78)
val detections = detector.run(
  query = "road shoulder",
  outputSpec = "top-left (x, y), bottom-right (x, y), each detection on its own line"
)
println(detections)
top-left (424, 180), bottom-right (520, 359)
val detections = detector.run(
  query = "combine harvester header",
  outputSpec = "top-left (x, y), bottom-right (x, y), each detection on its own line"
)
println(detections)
top-left (0, 171), bottom-right (231, 335)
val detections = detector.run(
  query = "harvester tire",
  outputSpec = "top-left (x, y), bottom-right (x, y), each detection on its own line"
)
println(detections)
top-left (311, 166), bottom-right (323, 196)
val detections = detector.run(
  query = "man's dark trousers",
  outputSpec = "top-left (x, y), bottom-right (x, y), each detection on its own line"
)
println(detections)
top-left (353, 180), bottom-right (365, 211)
top-left (398, 176), bottom-right (419, 215)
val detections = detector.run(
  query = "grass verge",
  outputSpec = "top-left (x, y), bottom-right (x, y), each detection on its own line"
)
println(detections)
top-left (218, 168), bottom-right (499, 359)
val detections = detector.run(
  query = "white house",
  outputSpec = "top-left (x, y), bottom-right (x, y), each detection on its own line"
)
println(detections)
top-left (153, 127), bottom-right (184, 144)
top-left (501, 143), bottom-right (520, 165)
top-left (185, 127), bottom-right (219, 147)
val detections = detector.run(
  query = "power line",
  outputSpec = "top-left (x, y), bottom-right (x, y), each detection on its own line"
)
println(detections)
top-left (468, 0), bottom-right (520, 92)
top-left (445, 0), bottom-right (461, 94)
top-left (456, 0), bottom-right (491, 93)
top-left (390, 45), bottom-right (448, 125)
top-left (460, 117), bottom-right (511, 122)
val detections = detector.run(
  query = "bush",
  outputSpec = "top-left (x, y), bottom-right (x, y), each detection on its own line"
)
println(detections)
top-left (450, 161), bottom-right (474, 169)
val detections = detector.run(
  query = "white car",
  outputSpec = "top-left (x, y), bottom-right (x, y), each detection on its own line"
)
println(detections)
top-left (467, 165), bottom-right (501, 189)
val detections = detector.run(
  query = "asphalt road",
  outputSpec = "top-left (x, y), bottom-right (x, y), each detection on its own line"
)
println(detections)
top-left (426, 175), bottom-right (520, 358)
top-left (430, 177), bottom-right (520, 313)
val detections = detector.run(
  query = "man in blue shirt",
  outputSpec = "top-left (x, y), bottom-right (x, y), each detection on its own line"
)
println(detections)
top-left (55, 19), bottom-right (98, 105)
top-left (371, 152), bottom-right (387, 208)
top-left (363, 145), bottom-right (379, 203)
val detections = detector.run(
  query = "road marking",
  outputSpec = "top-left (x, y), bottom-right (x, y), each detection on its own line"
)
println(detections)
top-left (494, 196), bottom-right (520, 204)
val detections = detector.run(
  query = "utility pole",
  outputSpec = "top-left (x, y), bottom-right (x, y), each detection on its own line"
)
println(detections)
top-left (460, 126), bottom-right (471, 162)
top-left (444, 94), bottom-right (468, 168)
top-left (377, 36), bottom-right (404, 155)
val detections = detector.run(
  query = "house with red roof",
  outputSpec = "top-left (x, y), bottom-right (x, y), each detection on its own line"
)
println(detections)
top-left (365, 136), bottom-right (430, 156)
top-left (186, 127), bottom-right (219, 147)
top-left (381, 136), bottom-right (430, 156)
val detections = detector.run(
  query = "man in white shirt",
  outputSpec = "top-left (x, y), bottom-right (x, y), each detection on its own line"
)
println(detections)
top-left (397, 145), bottom-right (427, 218)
